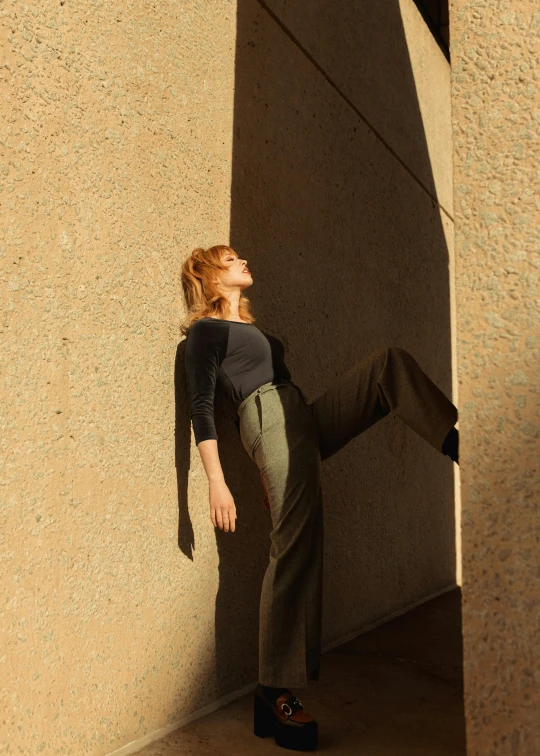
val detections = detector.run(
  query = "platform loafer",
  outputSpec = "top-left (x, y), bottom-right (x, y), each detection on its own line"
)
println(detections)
top-left (253, 683), bottom-right (318, 751)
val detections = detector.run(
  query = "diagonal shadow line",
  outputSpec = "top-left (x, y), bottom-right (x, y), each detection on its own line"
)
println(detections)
top-left (257, 0), bottom-right (454, 221)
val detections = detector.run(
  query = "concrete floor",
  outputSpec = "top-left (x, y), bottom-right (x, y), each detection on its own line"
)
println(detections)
top-left (136, 588), bottom-right (465, 755)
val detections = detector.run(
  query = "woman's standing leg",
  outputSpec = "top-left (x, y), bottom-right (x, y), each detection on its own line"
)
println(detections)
top-left (243, 383), bottom-right (324, 688)
top-left (308, 346), bottom-right (458, 462)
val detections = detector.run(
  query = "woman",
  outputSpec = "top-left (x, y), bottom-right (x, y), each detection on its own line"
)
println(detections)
top-left (181, 244), bottom-right (459, 751)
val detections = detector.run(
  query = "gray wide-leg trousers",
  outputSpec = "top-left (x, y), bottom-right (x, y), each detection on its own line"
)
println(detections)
top-left (237, 346), bottom-right (458, 687)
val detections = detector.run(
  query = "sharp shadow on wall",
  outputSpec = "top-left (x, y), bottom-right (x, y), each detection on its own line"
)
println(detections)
top-left (175, 0), bottom-right (462, 719)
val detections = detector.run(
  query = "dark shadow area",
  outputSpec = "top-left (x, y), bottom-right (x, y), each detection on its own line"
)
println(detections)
top-left (228, 0), bottom-right (456, 685)
top-left (174, 341), bottom-right (195, 560)
top-left (313, 587), bottom-right (465, 751)
top-left (411, 0), bottom-right (450, 59)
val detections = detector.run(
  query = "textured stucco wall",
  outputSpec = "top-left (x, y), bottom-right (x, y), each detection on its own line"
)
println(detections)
top-left (1, 2), bottom-right (239, 753)
top-left (1, 1), bottom-right (458, 754)
top-left (449, 2), bottom-right (540, 754)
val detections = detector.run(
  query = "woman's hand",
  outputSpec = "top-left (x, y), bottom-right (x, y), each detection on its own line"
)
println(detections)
top-left (209, 479), bottom-right (237, 532)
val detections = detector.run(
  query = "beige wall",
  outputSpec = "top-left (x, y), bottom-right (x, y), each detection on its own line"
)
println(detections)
top-left (450, 3), bottom-right (540, 754)
top-left (1, 1), bottom-right (458, 753)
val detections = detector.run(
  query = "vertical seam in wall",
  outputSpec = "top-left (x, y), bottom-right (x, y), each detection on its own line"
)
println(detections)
top-left (256, 0), bottom-right (454, 223)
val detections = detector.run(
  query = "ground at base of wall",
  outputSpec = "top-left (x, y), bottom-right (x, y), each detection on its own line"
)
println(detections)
top-left (135, 588), bottom-right (465, 756)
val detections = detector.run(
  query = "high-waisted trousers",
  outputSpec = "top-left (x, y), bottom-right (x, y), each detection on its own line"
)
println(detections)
top-left (236, 346), bottom-right (458, 688)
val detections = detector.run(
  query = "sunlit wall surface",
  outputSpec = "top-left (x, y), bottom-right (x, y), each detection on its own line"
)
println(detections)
top-left (450, 2), bottom-right (540, 754)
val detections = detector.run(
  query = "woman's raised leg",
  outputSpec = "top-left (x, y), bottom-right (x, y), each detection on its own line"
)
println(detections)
top-left (308, 346), bottom-right (458, 462)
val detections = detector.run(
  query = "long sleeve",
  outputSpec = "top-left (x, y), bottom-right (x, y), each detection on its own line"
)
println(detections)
top-left (185, 320), bottom-right (229, 445)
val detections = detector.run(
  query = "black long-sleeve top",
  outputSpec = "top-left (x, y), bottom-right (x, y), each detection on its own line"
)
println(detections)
top-left (185, 317), bottom-right (292, 445)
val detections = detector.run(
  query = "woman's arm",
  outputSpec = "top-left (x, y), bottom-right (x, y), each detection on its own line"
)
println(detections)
top-left (185, 321), bottom-right (227, 446)
top-left (197, 439), bottom-right (237, 532)
top-left (185, 321), bottom-right (236, 532)
top-left (197, 438), bottom-right (225, 483)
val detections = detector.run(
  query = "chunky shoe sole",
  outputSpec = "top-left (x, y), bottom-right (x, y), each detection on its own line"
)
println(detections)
top-left (253, 690), bottom-right (318, 751)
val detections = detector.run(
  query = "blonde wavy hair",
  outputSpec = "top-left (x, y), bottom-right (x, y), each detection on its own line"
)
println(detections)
top-left (180, 245), bottom-right (256, 337)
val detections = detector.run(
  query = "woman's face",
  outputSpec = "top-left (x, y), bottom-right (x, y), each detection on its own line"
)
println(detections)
top-left (214, 251), bottom-right (253, 291)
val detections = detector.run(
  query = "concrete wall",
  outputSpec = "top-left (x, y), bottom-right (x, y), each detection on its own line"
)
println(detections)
top-left (1, 1), bottom-right (458, 753)
top-left (449, 3), bottom-right (540, 754)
